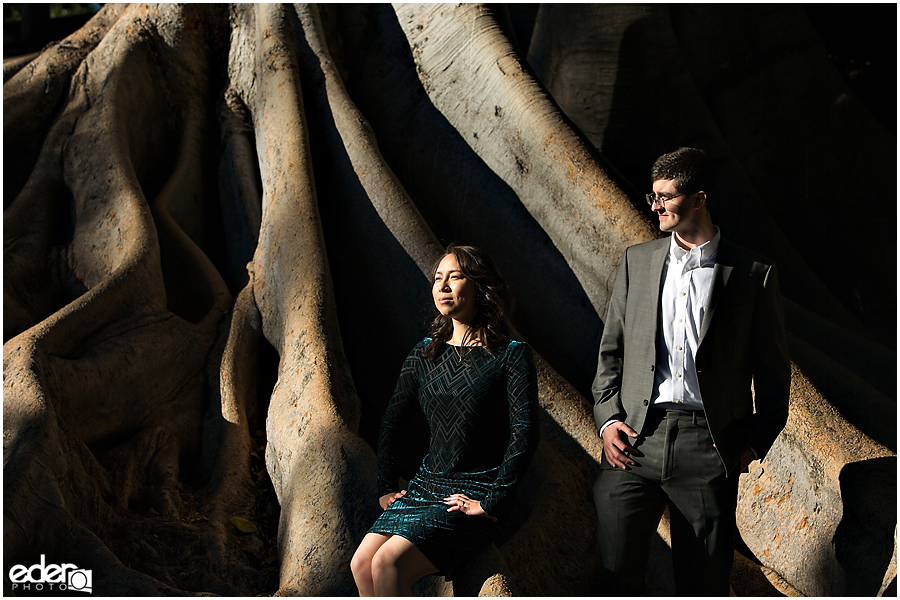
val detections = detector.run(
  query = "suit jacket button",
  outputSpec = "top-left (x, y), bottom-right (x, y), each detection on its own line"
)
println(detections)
top-left (643, 399), bottom-right (649, 406)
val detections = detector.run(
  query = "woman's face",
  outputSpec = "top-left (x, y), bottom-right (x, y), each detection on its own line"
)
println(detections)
top-left (432, 253), bottom-right (478, 323)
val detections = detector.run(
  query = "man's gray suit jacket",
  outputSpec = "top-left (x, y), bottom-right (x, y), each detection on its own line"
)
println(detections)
top-left (592, 235), bottom-right (791, 474)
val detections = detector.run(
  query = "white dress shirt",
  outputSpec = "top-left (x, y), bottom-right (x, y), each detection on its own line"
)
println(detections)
top-left (599, 228), bottom-right (720, 437)
top-left (651, 229), bottom-right (720, 409)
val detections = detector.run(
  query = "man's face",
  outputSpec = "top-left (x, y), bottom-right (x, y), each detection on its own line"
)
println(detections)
top-left (651, 178), bottom-right (696, 234)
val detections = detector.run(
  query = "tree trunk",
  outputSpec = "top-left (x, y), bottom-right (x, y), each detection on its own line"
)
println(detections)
top-left (4, 3), bottom-right (895, 596)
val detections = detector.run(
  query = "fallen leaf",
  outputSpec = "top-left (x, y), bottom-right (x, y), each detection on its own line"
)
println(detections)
top-left (230, 517), bottom-right (258, 533)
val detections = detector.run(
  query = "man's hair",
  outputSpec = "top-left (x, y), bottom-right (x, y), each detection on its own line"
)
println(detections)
top-left (650, 147), bottom-right (715, 195)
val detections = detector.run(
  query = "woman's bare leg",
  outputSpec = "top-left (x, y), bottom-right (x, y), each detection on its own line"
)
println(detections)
top-left (371, 535), bottom-right (439, 596)
top-left (351, 533), bottom-right (392, 596)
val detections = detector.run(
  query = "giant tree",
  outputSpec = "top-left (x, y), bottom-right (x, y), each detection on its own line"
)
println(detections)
top-left (4, 4), bottom-right (895, 596)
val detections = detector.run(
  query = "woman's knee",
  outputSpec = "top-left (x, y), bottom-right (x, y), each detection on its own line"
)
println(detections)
top-left (350, 546), bottom-right (373, 580)
top-left (352, 534), bottom-right (388, 584)
top-left (371, 540), bottom-right (435, 590)
top-left (369, 546), bottom-right (398, 580)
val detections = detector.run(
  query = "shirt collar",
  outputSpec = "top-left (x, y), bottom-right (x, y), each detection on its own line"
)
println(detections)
top-left (669, 226), bottom-right (720, 269)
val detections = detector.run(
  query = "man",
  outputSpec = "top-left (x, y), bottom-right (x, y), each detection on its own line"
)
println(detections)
top-left (592, 148), bottom-right (790, 595)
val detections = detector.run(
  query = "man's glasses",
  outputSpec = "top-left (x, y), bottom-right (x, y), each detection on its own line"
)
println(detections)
top-left (645, 192), bottom-right (687, 208)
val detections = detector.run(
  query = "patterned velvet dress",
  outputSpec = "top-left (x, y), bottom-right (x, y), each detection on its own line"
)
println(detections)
top-left (368, 337), bottom-right (539, 575)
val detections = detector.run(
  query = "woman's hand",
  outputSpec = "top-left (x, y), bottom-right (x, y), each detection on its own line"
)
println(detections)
top-left (379, 490), bottom-right (406, 510)
top-left (444, 493), bottom-right (497, 521)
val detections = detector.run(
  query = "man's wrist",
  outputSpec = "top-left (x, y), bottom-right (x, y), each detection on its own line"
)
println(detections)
top-left (599, 418), bottom-right (621, 438)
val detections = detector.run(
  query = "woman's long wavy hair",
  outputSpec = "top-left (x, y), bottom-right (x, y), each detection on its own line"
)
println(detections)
top-left (422, 244), bottom-right (515, 359)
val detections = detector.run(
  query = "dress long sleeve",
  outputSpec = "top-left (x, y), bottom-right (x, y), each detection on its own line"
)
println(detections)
top-left (481, 341), bottom-right (540, 517)
top-left (375, 345), bottom-right (422, 497)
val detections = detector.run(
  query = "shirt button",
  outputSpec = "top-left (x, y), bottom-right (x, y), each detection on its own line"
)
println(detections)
top-left (643, 399), bottom-right (649, 406)
top-left (676, 373), bottom-right (682, 378)
top-left (681, 292), bottom-right (686, 297)
top-left (677, 346), bottom-right (683, 351)
top-left (678, 318), bottom-right (683, 323)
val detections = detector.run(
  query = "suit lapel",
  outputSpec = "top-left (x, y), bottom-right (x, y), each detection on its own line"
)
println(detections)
top-left (647, 239), bottom-right (669, 354)
top-left (649, 239), bottom-right (669, 310)
top-left (699, 239), bottom-right (735, 345)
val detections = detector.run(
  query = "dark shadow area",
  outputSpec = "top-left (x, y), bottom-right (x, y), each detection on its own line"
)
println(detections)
top-left (3, 4), bottom-right (108, 206)
top-left (667, 4), bottom-right (897, 347)
top-left (3, 4), bottom-right (100, 57)
top-left (183, 41), bottom-right (253, 302)
top-left (152, 44), bottom-right (233, 325)
top-left (781, 297), bottom-right (895, 401)
top-left (252, 337), bottom-right (279, 450)
top-left (244, 337), bottom-right (282, 597)
top-left (336, 3), bottom-right (603, 400)
top-left (804, 4), bottom-right (897, 133)
top-left (492, 3), bottom-right (538, 58)
top-left (153, 181), bottom-right (224, 325)
top-left (294, 14), bottom-right (433, 469)
top-left (505, 4), bottom-right (539, 57)
top-left (2, 183), bottom-right (88, 343)
top-left (216, 92), bottom-right (264, 294)
top-left (203, 325), bottom-right (281, 596)
top-left (833, 455), bottom-right (897, 596)
top-left (596, 5), bottom-right (895, 350)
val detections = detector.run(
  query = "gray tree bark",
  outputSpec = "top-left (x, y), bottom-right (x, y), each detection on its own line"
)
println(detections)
top-left (4, 3), bottom-right (895, 596)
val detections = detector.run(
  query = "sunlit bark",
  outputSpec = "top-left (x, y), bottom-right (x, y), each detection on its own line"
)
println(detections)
top-left (4, 3), bottom-right (895, 596)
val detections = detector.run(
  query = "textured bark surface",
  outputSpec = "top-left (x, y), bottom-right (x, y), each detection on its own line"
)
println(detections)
top-left (3, 3), bottom-right (895, 596)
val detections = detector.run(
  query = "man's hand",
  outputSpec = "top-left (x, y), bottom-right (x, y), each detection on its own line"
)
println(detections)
top-left (601, 421), bottom-right (641, 469)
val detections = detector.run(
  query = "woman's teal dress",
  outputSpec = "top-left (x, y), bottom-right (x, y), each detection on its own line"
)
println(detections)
top-left (368, 337), bottom-right (539, 575)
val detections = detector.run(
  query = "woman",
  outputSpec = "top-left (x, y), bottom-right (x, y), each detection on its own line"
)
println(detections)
top-left (351, 244), bottom-right (540, 596)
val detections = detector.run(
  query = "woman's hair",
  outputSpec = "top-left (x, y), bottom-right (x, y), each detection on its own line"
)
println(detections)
top-left (422, 244), bottom-right (514, 359)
